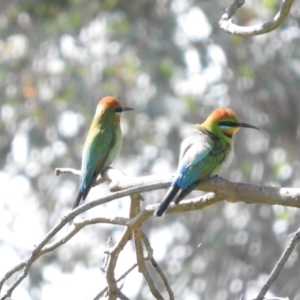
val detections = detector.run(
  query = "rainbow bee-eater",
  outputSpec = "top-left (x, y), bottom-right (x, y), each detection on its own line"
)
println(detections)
top-left (72, 96), bottom-right (134, 209)
top-left (154, 108), bottom-right (259, 217)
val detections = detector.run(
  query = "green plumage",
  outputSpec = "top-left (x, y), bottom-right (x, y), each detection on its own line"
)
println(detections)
top-left (72, 97), bottom-right (133, 210)
top-left (154, 108), bottom-right (259, 216)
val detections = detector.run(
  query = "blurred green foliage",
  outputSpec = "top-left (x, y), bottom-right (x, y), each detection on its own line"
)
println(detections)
top-left (1, 0), bottom-right (300, 299)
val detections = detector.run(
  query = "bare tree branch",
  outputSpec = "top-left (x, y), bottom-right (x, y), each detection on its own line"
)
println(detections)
top-left (129, 192), bottom-right (164, 299)
top-left (56, 167), bottom-right (300, 212)
top-left (105, 227), bottom-right (132, 300)
top-left (118, 292), bottom-right (131, 300)
top-left (255, 228), bottom-right (300, 300)
top-left (219, 0), bottom-right (295, 36)
top-left (93, 263), bottom-right (138, 300)
top-left (141, 231), bottom-right (174, 300)
top-left (220, 0), bottom-right (245, 21)
top-left (134, 228), bottom-right (164, 299)
top-left (2, 167), bottom-right (300, 299)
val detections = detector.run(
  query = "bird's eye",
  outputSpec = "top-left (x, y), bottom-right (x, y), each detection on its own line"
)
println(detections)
top-left (219, 121), bottom-right (238, 127)
top-left (115, 107), bottom-right (122, 113)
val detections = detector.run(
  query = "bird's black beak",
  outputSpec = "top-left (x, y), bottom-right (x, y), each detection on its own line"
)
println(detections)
top-left (237, 122), bottom-right (260, 130)
top-left (121, 107), bottom-right (135, 112)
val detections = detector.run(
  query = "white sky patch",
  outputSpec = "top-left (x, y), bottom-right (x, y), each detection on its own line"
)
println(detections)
top-left (0, 246), bottom-right (21, 278)
top-left (60, 35), bottom-right (89, 63)
top-left (5, 175), bottom-right (32, 203)
top-left (184, 48), bottom-right (201, 75)
top-left (121, 268), bottom-right (144, 298)
top-left (6, 34), bottom-right (28, 58)
top-left (60, 35), bottom-right (77, 58)
top-left (25, 161), bottom-right (41, 178)
top-left (174, 74), bottom-right (207, 96)
top-left (202, 45), bottom-right (227, 84)
top-left (46, 58), bottom-right (65, 74)
top-left (171, 0), bottom-right (192, 14)
top-left (58, 111), bottom-right (84, 138)
top-left (8, 286), bottom-right (31, 300)
top-left (41, 252), bottom-right (142, 300)
top-left (178, 7), bottom-right (211, 41)
top-left (41, 146), bottom-right (55, 165)
top-left (80, 17), bottom-right (107, 44)
top-left (280, 25), bottom-right (300, 42)
top-left (38, 80), bottom-right (55, 101)
top-left (273, 219), bottom-right (288, 235)
top-left (0, 173), bottom-right (44, 251)
top-left (52, 140), bottom-right (67, 157)
top-left (1, 104), bottom-right (15, 128)
top-left (42, 265), bottom-right (103, 300)
top-left (277, 163), bottom-right (293, 181)
top-left (11, 133), bottom-right (28, 166)
top-left (56, 180), bottom-right (77, 204)
top-left (0, 172), bottom-right (11, 211)
top-left (149, 227), bottom-right (175, 261)
top-left (207, 44), bottom-right (227, 66)
top-left (203, 63), bottom-right (222, 84)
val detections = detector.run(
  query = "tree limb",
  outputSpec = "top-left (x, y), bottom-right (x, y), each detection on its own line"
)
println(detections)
top-left (141, 231), bottom-right (174, 300)
top-left (105, 227), bottom-right (132, 300)
top-left (134, 228), bottom-right (164, 299)
top-left (2, 167), bottom-right (300, 299)
top-left (93, 263), bottom-right (138, 300)
top-left (129, 191), bottom-right (164, 299)
top-left (255, 228), bottom-right (300, 300)
top-left (56, 167), bottom-right (300, 212)
top-left (219, 0), bottom-right (295, 36)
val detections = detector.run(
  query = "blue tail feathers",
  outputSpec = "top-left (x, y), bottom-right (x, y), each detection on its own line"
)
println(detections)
top-left (154, 185), bottom-right (181, 216)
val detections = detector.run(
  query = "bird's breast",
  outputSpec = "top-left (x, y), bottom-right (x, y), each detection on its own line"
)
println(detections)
top-left (217, 144), bottom-right (234, 174)
top-left (106, 126), bottom-right (122, 166)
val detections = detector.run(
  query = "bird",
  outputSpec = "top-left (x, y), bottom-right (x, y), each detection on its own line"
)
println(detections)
top-left (72, 96), bottom-right (134, 210)
top-left (154, 108), bottom-right (259, 217)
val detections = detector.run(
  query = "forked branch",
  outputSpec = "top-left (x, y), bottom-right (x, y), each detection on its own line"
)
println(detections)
top-left (1, 167), bottom-right (300, 299)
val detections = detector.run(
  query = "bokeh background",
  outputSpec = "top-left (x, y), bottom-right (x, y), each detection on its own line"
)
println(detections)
top-left (1, 0), bottom-right (300, 299)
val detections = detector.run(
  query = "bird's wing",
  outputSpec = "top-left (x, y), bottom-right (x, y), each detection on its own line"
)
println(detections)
top-left (176, 136), bottom-right (228, 191)
top-left (80, 127), bottom-right (116, 192)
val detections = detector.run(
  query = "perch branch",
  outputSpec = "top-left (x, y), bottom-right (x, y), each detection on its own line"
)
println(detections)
top-left (56, 167), bottom-right (300, 211)
top-left (2, 167), bottom-right (300, 299)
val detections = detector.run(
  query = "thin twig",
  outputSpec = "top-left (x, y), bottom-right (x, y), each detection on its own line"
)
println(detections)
top-left (219, 0), bottom-right (295, 36)
top-left (118, 292), bottom-right (131, 300)
top-left (0, 215), bottom-right (130, 299)
top-left (220, 0), bottom-right (245, 21)
top-left (101, 237), bottom-right (112, 272)
top-left (255, 228), bottom-right (300, 300)
top-left (3, 166), bottom-right (300, 298)
top-left (93, 263), bottom-right (138, 300)
top-left (141, 231), bottom-right (174, 300)
top-left (134, 228), bottom-right (164, 300)
top-left (105, 227), bottom-right (132, 300)
top-left (129, 193), bottom-right (164, 300)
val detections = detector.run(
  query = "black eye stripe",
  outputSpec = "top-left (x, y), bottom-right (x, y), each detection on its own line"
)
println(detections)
top-left (219, 121), bottom-right (238, 127)
top-left (115, 107), bottom-right (122, 113)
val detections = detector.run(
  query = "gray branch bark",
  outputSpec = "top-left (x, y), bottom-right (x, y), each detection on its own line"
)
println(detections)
top-left (1, 167), bottom-right (300, 299)
top-left (219, 0), bottom-right (295, 36)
